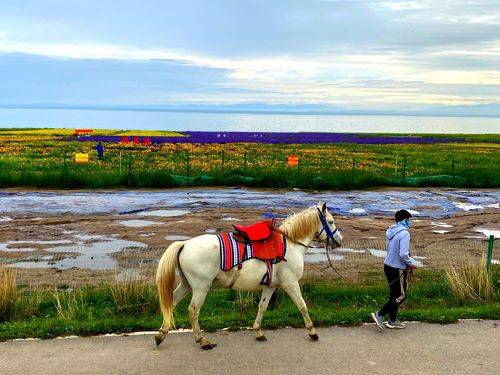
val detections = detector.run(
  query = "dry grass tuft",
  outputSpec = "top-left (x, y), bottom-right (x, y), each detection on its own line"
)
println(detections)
top-left (0, 267), bottom-right (18, 321)
top-left (108, 274), bottom-right (157, 313)
top-left (444, 257), bottom-right (495, 303)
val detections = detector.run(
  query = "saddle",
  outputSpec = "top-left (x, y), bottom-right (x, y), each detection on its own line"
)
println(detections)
top-left (233, 220), bottom-right (274, 242)
top-left (233, 219), bottom-right (285, 262)
top-left (218, 219), bottom-right (286, 285)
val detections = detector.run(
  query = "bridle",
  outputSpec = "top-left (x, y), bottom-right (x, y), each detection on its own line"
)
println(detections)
top-left (315, 208), bottom-right (341, 247)
top-left (274, 207), bottom-right (343, 278)
top-left (314, 208), bottom-right (344, 278)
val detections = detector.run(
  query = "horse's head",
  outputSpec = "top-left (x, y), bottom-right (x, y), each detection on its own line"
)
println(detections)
top-left (315, 201), bottom-right (343, 247)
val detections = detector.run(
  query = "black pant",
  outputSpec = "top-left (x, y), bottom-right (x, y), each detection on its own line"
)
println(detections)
top-left (378, 264), bottom-right (407, 322)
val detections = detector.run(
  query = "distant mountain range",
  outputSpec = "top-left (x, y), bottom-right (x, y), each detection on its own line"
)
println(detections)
top-left (1, 103), bottom-right (499, 117)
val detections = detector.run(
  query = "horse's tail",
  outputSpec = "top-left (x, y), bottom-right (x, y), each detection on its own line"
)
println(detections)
top-left (155, 241), bottom-right (184, 346)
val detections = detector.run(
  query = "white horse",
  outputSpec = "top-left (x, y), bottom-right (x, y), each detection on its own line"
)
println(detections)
top-left (155, 201), bottom-right (343, 349)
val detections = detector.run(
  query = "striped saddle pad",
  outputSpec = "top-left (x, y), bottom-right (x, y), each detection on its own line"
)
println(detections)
top-left (217, 231), bottom-right (286, 285)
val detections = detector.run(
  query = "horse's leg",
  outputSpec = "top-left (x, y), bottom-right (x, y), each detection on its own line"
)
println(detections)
top-left (282, 281), bottom-right (318, 340)
top-left (253, 286), bottom-right (275, 341)
top-left (188, 287), bottom-right (216, 350)
top-left (156, 281), bottom-right (191, 345)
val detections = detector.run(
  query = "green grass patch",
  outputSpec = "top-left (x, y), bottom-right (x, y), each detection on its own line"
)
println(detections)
top-left (1, 270), bottom-right (498, 341)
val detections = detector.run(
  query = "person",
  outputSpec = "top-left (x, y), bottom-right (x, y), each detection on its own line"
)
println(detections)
top-left (371, 209), bottom-right (417, 329)
top-left (96, 142), bottom-right (104, 160)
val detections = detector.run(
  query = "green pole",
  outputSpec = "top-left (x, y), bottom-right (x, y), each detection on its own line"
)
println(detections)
top-left (486, 235), bottom-right (494, 272)
top-left (185, 150), bottom-right (190, 178)
top-left (243, 152), bottom-right (247, 173)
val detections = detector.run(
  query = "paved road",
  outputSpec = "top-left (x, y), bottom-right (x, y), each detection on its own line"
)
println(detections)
top-left (0, 321), bottom-right (498, 375)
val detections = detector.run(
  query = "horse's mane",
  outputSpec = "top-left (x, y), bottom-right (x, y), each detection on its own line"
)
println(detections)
top-left (278, 207), bottom-right (320, 242)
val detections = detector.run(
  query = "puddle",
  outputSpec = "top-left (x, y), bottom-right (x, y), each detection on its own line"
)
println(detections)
top-left (430, 222), bottom-right (453, 228)
top-left (433, 230), bottom-right (450, 234)
top-left (73, 234), bottom-right (105, 241)
top-left (337, 248), bottom-right (366, 254)
top-left (453, 202), bottom-right (484, 211)
top-left (7, 238), bottom-right (147, 270)
top-left (369, 249), bottom-right (387, 258)
top-left (139, 233), bottom-right (156, 237)
top-left (304, 248), bottom-right (344, 263)
top-left (0, 240), bottom-right (74, 252)
top-left (0, 216), bottom-right (13, 222)
top-left (491, 260), bottom-right (499, 265)
top-left (222, 217), bottom-right (241, 221)
top-left (165, 235), bottom-right (191, 241)
top-left (136, 209), bottom-right (190, 217)
top-left (205, 228), bottom-right (216, 233)
top-left (1, 189), bottom-right (498, 218)
top-left (0, 242), bottom-right (37, 252)
top-left (119, 220), bottom-right (162, 228)
top-left (116, 268), bottom-right (140, 281)
top-left (474, 228), bottom-right (500, 239)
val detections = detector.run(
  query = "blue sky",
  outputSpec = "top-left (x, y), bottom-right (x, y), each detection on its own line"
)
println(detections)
top-left (0, 0), bottom-right (499, 112)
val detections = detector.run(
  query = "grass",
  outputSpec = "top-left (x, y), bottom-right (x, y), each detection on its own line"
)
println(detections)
top-left (0, 270), bottom-right (498, 341)
top-left (0, 268), bottom-right (17, 321)
top-left (108, 275), bottom-right (158, 314)
top-left (0, 133), bottom-right (499, 189)
top-left (445, 258), bottom-right (495, 303)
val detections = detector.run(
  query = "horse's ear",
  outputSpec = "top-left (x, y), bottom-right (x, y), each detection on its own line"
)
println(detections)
top-left (317, 201), bottom-right (327, 213)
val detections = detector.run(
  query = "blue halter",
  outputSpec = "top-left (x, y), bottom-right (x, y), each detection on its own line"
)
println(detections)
top-left (316, 207), bottom-right (340, 245)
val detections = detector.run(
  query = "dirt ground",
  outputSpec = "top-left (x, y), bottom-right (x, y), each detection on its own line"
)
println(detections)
top-left (0, 203), bottom-right (498, 287)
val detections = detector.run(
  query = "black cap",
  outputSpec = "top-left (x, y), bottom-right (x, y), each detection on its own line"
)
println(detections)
top-left (395, 209), bottom-right (412, 222)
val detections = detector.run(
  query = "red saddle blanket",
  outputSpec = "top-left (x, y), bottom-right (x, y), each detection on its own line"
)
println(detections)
top-left (217, 230), bottom-right (286, 272)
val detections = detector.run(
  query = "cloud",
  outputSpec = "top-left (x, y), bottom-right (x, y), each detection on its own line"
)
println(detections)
top-left (0, 0), bottom-right (499, 109)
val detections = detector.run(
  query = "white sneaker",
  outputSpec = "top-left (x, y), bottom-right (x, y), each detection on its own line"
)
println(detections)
top-left (385, 320), bottom-right (406, 329)
top-left (371, 312), bottom-right (385, 330)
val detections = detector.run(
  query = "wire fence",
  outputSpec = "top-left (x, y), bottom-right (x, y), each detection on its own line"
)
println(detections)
top-left (1, 141), bottom-right (499, 189)
top-left (1, 237), bottom-right (494, 288)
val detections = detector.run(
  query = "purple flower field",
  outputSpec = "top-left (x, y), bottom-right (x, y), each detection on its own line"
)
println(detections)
top-left (70, 131), bottom-right (464, 144)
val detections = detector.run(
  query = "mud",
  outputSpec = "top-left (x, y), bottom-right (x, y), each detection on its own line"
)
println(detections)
top-left (0, 188), bottom-right (498, 288)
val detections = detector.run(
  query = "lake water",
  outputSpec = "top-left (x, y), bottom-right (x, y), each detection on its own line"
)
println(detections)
top-left (0, 108), bottom-right (499, 133)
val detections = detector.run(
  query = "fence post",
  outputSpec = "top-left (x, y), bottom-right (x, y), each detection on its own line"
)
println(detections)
top-left (127, 155), bottom-right (132, 186)
top-left (351, 157), bottom-right (356, 187)
top-left (185, 150), bottom-right (190, 178)
top-left (243, 151), bottom-right (247, 173)
top-left (395, 152), bottom-right (398, 179)
top-left (402, 155), bottom-right (407, 182)
top-left (451, 156), bottom-right (455, 185)
top-left (221, 149), bottom-right (225, 173)
top-left (486, 235), bottom-right (495, 272)
top-left (119, 151), bottom-right (122, 175)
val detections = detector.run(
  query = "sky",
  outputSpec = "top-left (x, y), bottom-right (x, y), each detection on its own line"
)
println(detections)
top-left (0, 0), bottom-right (499, 113)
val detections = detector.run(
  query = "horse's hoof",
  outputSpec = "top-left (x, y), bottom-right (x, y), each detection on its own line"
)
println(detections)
top-left (309, 333), bottom-right (319, 341)
top-left (201, 343), bottom-right (217, 350)
top-left (155, 335), bottom-right (164, 347)
top-left (256, 335), bottom-right (267, 342)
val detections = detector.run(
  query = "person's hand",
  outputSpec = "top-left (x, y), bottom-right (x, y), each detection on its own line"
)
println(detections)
top-left (408, 264), bottom-right (417, 270)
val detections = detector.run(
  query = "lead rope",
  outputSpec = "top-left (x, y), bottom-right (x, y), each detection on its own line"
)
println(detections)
top-left (273, 226), bottom-right (345, 280)
top-left (324, 239), bottom-right (345, 280)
